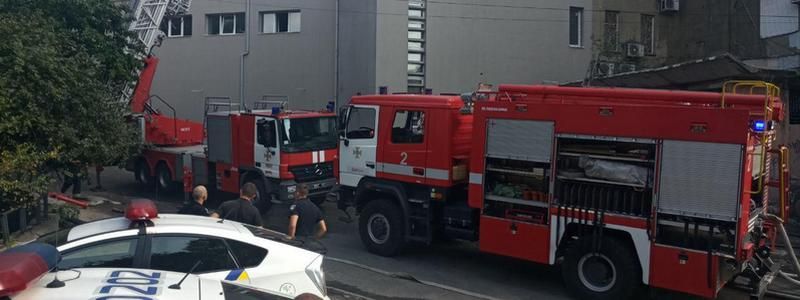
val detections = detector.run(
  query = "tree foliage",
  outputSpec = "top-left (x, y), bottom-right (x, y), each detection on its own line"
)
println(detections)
top-left (0, 0), bottom-right (144, 210)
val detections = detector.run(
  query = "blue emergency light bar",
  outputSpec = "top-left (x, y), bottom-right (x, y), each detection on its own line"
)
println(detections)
top-left (272, 107), bottom-right (281, 115)
top-left (753, 120), bottom-right (766, 132)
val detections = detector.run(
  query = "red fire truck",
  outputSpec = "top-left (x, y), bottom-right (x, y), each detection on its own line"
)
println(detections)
top-left (128, 95), bottom-right (339, 210)
top-left (334, 81), bottom-right (791, 299)
top-left (119, 2), bottom-right (338, 209)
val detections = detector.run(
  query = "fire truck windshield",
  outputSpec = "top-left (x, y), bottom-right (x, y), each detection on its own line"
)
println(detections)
top-left (279, 116), bottom-right (338, 153)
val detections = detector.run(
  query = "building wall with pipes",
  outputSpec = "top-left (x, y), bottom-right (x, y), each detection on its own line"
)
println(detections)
top-left (151, 0), bottom-right (594, 119)
top-left (424, 0), bottom-right (593, 94)
top-left (150, 0), bottom-right (336, 121)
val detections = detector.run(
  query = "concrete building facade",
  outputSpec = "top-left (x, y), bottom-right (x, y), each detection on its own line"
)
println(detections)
top-left (150, 0), bottom-right (593, 121)
top-left (587, 0), bottom-right (800, 80)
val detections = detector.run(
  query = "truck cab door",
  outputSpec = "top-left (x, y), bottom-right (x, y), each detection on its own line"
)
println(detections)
top-left (255, 117), bottom-right (280, 179)
top-left (381, 109), bottom-right (428, 184)
top-left (339, 105), bottom-right (379, 187)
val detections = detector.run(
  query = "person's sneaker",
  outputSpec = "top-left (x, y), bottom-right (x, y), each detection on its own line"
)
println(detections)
top-left (73, 193), bottom-right (88, 200)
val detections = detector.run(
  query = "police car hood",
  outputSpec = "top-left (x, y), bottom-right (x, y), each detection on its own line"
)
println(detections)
top-left (11, 268), bottom-right (219, 300)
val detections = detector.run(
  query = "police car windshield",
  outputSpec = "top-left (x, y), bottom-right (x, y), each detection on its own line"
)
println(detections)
top-left (279, 117), bottom-right (337, 153)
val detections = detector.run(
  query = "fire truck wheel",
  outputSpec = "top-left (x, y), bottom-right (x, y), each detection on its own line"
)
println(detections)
top-left (561, 236), bottom-right (640, 300)
top-left (156, 164), bottom-right (173, 192)
top-left (135, 160), bottom-right (153, 187)
top-left (359, 199), bottom-right (405, 256)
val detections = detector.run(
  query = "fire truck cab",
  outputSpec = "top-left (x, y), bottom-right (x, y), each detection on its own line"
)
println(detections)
top-left (337, 95), bottom-right (473, 253)
top-left (336, 82), bottom-right (791, 299)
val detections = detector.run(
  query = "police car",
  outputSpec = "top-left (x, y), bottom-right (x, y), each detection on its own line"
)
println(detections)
top-left (0, 243), bottom-right (319, 300)
top-left (35, 199), bottom-right (328, 299)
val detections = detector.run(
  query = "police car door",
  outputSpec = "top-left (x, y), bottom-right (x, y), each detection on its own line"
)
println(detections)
top-left (255, 117), bottom-right (280, 179)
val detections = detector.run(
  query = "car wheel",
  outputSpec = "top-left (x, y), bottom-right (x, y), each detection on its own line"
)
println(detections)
top-left (135, 160), bottom-right (153, 187)
top-left (561, 236), bottom-right (640, 300)
top-left (247, 178), bottom-right (271, 214)
top-left (156, 163), bottom-right (173, 192)
top-left (359, 199), bottom-right (405, 256)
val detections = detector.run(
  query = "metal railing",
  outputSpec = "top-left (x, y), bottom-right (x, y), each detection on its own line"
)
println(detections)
top-left (145, 95), bottom-right (178, 143)
top-left (720, 80), bottom-right (781, 195)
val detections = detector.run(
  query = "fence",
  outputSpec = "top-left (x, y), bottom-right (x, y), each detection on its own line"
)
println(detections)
top-left (1, 194), bottom-right (48, 246)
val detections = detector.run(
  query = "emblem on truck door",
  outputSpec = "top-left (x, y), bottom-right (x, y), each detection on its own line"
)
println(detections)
top-left (353, 147), bottom-right (362, 159)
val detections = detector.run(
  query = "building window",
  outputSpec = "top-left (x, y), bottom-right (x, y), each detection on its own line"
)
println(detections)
top-left (569, 7), bottom-right (583, 47)
top-left (408, 30), bottom-right (424, 40)
top-left (408, 53), bottom-right (423, 63)
top-left (262, 11), bottom-right (300, 33)
top-left (604, 11), bottom-right (619, 52)
top-left (408, 75), bottom-right (425, 86)
top-left (408, 41), bottom-right (424, 51)
top-left (391, 111), bottom-right (425, 144)
top-left (207, 13), bottom-right (245, 35)
top-left (161, 15), bottom-right (192, 37)
top-left (407, 0), bottom-right (427, 94)
top-left (409, 9), bottom-right (424, 19)
top-left (641, 15), bottom-right (655, 55)
top-left (408, 63), bottom-right (424, 74)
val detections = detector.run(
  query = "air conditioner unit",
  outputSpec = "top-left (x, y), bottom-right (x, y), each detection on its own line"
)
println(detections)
top-left (617, 63), bottom-right (636, 73)
top-left (596, 62), bottom-right (615, 77)
top-left (626, 43), bottom-right (645, 58)
top-left (660, 0), bottom-right (679, 12)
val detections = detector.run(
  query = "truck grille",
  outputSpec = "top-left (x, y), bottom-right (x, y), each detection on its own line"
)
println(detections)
top-left (290, 162), bottom-right (334, 183)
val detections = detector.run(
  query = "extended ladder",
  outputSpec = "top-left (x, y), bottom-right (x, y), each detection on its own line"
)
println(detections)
top-left (121, 0), bottom-right (193, 103)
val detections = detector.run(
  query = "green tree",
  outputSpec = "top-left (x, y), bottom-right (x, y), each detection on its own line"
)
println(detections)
top-left (0, 0), bottom-right (143, 211)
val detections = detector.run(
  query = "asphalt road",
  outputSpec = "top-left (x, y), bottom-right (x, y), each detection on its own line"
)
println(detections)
top-left (80, 167), bottom-right (765, 300)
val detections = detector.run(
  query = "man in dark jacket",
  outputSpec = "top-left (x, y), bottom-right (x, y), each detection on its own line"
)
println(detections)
top-left (178, 185), bottom-right (210, 216)
top-left (287, 184), bottom-right (327, 240)
top-left (211, 183), bottom-right (263, 227)
top-left (60, 162), bottom-right (84, 198)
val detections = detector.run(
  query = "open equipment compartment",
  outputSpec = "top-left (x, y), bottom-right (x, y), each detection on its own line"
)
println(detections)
top-left (553, 136), bottom-right (656, 218)
top-left (481, 119), bottom-right (553, 225)
top-left (483, 157), bottom-right (550, 224)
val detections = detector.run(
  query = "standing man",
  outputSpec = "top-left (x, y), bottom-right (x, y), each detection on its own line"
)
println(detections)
top-left (90, 166), bottom-right (105, 192)
top-left (211, 183), bottom-right (263, 227)
top-left (178, 185), bottom-right (210, 216)
top-left (287, 184), bottom-right (327, 240)
top-left (60, 161), bottom-right (84, 198)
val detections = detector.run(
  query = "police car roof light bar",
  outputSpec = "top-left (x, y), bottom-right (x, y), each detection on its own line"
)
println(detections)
top-left (0, 243), bottom-right (61, 297)
top-left (125, 199), bottom-right (159, 222)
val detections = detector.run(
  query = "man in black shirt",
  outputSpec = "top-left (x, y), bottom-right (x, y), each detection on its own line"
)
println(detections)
top-left (178, 185), bottom-right (210, 216)
top-left (211, 183), bottom-right (263, 227)
top-left (288, 184), bottom-right (327, 239)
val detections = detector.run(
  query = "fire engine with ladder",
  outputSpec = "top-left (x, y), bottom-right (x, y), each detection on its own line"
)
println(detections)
top-left (122, 0), bottom-right (338, 209)
top-left (334, 81), bottom-right (799, 299)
